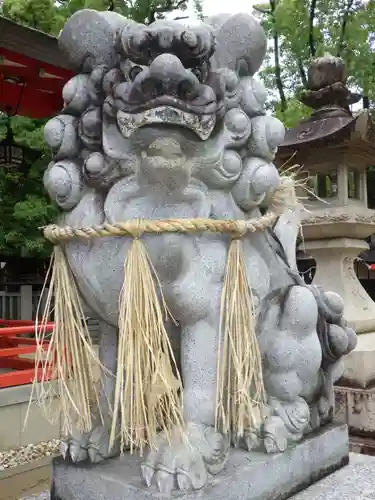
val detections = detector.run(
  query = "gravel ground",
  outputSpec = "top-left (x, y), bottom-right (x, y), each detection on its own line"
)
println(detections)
top-left (21, 492), bottom-right (50, 500)
top-left (0, 439), bottom-right (60, 470)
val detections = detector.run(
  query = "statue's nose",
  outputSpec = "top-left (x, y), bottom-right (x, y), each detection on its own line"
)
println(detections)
top-left (149, 54), bottom-right (190, 83)
top-left (132, 53), bottom-right (200, 102)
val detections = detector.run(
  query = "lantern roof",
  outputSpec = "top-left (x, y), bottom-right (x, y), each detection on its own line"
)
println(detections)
top-left (277, 55), bottom-right (375, 164)
top-left (0, 16), bottom-right (73, 118)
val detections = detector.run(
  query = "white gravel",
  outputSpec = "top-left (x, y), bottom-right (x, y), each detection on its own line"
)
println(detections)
top-left (0, 439), bottom-right (60, 470)
top-left (21, 493), bottom-right (50, 500)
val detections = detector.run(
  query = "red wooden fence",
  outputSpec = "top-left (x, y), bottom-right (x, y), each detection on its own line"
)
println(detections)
top-left (0, 319), bottom-right (53, 388)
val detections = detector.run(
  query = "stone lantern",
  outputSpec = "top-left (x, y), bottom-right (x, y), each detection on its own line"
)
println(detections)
top-left (278, 55), bottom-right (375, 336)
top-left (278, 57), bottom-right (375, 447)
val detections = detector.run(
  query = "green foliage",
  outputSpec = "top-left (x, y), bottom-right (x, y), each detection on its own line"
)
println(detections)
top-left (255, 1), bottom-right (375, 204)
top-left (2, 0), bottom-right (61, 34)
top-left (274, 98), bottom-right (311, 128)
top-left (3, 0), bottom-right (193, 33)
top-left (256, 0), bottom-right (375, 125)
top-left (0, 115), bottom-right (57, 258)
top-left (53, 0), bottom-right (189, 29)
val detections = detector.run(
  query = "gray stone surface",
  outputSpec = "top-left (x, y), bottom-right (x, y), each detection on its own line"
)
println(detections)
top-left (25, 453), bottom-right (375, 499)
top-left (43, 8), bottom-right (358, 496)
top-left (52, 425), bottom-right (349, 500)
top-left (292, 452), bottom-right (375, 499)
top-left (207, 13), bottom-right (267, 75)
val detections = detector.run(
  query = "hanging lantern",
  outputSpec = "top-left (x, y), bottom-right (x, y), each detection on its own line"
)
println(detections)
top-left (0, 117), bottom-right (39, 169)
top-left (0, 119), bottom-right (26, 168)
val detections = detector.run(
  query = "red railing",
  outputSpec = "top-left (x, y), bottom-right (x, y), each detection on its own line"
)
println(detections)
top-left (0, 319), bottom-right (54, 388)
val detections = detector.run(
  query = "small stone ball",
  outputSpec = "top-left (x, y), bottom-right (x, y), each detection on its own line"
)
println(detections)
top-left (84, 152), bottom-right (106, 176)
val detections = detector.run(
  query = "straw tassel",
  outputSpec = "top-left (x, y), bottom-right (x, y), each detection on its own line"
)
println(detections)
top-left (33, 174), bottom-right (300, 452)
top-left (215, 237), bottom-right (266, 439)
top-left (109, 236), bottom-right (183, 456)
top-left (28, 245), bottom-right (103, 436)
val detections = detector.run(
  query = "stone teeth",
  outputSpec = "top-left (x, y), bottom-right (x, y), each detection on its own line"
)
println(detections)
top-left (117, 107), bottom-right (216, 140)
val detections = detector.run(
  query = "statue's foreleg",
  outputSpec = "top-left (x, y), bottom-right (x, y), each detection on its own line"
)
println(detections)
top-left (141, 252), bottom-right (230, 493)
top-left (60, 321), bottom-right (120, 463)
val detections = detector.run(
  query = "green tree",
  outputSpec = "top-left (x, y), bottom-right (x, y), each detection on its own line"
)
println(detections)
top-left (3, 0), bottom-right (195, 34)
top-left (2, 0), bottom-right (61, 34)
top-left (255, 0), bottom-right (375, 126)
top-left (0, 116), bottom-right (58, 258)
top-left (54, 0), bottom-right (191, 30)
top-left (255, 1), bottom-right (375, 209)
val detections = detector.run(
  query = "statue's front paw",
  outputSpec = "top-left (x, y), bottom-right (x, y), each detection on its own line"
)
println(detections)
top-left (232, 428), bottom-right (262, 451)
top-left (262, 399), bottom-right (309, 453)
top-left (61, 419), bottom-right (120, 464)
top-left (263, 416), bottom-right (289, 453)
top-left (141, 423), bottom-right (229, 494)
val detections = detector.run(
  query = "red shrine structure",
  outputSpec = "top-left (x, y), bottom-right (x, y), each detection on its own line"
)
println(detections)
top-left (0, 15), bottom-right (73, 118)
top-left (0, 16), bottom-right (72, 388)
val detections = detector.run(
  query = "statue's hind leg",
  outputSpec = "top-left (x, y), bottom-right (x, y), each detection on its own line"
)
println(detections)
top-left (60, 320), bottom-right (120, 463)
top-left (258, 285), bottom-right (323, 453)
top-left (141, 241), bottom-right (229, 493)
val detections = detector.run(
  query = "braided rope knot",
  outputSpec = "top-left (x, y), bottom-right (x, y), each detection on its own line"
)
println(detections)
top-left (42, 212), bottom-right (280, 244)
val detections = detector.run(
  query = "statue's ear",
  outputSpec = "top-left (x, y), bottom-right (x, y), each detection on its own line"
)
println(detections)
top-left (206, 13), bottom-right (267, 77)
top-left (58, 9), bottom-right (138, 73)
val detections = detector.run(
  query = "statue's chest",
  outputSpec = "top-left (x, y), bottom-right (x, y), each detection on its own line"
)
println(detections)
top-left (104, 176), bottom-right (211, 222)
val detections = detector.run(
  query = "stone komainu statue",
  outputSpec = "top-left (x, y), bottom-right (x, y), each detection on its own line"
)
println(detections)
top-left (39, 9), bottom-right (357, 494)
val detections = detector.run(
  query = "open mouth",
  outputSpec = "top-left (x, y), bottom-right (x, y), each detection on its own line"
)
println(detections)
top-left (117, 106), bottom-right (216, 141)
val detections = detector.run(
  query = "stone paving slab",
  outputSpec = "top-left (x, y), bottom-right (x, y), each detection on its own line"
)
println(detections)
top-left (292, 452), bottom-right (375, 499)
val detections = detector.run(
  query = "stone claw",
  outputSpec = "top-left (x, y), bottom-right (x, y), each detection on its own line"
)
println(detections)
top-left (141, 464), bottom-right (154, 487)
top-left (177, 472), bottom-right (192, 491)
top-left (232, 430), bottom-right (261, 452)
top-left (88, 446), bottom-right (102, 463)
top-left (263, 414), bottom-right (299, 454)
top-left (141, 423), bottom-right (228, 494)
top-left (69, 441), bottom-right (88, 463)
top-left (155, 470), bottom-right (175, 494)
top-left (60, 439), bottom-right (69, 460)
top-left (60, 421), bottom-right (118, 465)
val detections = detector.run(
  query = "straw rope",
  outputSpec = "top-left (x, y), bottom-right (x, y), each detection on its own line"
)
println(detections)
top-left (42, 213), bottom-right (279, 243)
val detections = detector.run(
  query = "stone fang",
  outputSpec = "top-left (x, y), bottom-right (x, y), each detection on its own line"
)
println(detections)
top-left (117, 107), bottom-right (216, 140)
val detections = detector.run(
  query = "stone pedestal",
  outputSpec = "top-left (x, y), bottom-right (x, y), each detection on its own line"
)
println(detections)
top-left (341, 332), bottom-right (375, 388)
top-left (51, 424), bottom-right (349, 500)
top-left (335, 333), bottom-right (375, 439)
top-left (303, 238), bottom-right (375, 333)
top-left (335, 385), bottom-right (375, 436)
top-left (334, 334), bottom-right (375, 452)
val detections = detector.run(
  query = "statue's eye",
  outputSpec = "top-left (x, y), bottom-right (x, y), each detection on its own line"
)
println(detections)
top-left (129, 66), bottom-right (143, 81)
top-left (191, 68), bottom-right (202, 81)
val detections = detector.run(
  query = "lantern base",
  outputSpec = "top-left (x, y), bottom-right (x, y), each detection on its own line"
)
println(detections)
top-left (302, 237), bottom-right (375, 333)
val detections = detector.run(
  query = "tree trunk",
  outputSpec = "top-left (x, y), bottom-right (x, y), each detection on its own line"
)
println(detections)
top-left (337, 0), bottom-right (354, 57)
top-left (309, 0), bottom-right (317, 57)
top-left (298, 60), bottom-right (307, 87)
top-left (270, 0), bottom-right (287, 112)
